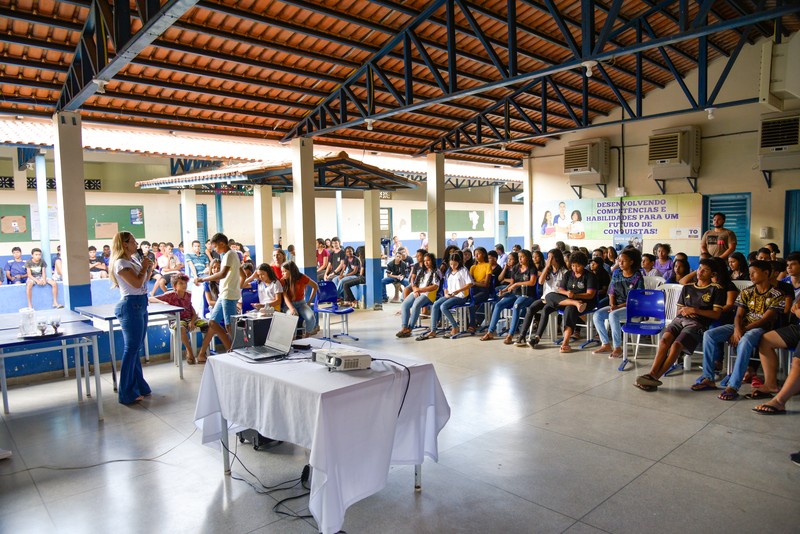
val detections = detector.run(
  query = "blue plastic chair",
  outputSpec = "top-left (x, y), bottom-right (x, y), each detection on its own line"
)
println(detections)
top-left (313, 281), bottom-right (357, 342)
top-left (241, 284), bottom-right (259, 313)
top-left (619, 289), bottom-right (666, 371)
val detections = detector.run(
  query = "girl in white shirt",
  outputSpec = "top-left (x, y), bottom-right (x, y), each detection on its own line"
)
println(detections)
top-left (253, 263), bottom-right (284, 311)
top-left (417, 252), bottom-right (474, 340)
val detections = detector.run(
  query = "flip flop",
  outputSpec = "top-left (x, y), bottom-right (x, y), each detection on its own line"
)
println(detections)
top-left (752, 404), bottom-right (786, 415)
top-left (718, 389), bottom-right (739, 401)
top-left (691, 381), bottom-right (717, 391)
top-left (636, 374), bottom-right (663, 387)
top-left (415, 334), bottom-right (435, 341)
top-left (634, 382), bottom-right (657, 392)
top-left (744, 390), bottom-right (774, 400)
top-left (559, 345), bottom-right (573, 353)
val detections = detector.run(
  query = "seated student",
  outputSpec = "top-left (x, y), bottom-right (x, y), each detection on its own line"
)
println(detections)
top-left (174, 241), bottom-right (185, 269)
top-left (693, 260), bottom-right (784, 400)
top-left (606, 247), bottom-right (619, 272)
top-left (654, 244), bottom-right (675, 281)
top-left (382, 253), bottom-right (409, 303)
top-left (52, 245), bottom-right (63, 282)
top-left (480, 250), bottom-right (536, 344)
top-left (635, 259), bottom-right (726, 390)
top-left (532, 250), bottom-right (546, 273)
top-left (641, 253), bottom-right (660, 277)
top-left (324, 237), bottom-right (345, 281)
top-left (495, 244), bottom-right (508, 267)
top-left (101, 244), bottom-right (111, 266)
top-left (467, 247), bottom-right (493, 332)
top-left (765, 242), bottom-right (781, 261)
top-left (341, 247), bottom-right (366, 307)
top-left (753, 338), bottom-right (800, 415)
top-left (728, 252), bottom-right (750, 281)
top-left (151, 242), bottom-right (182, 296)
top-left (335, 246), bottom-right (361, 298)
top-left (398, 247), bottom-right (414, 273)
top-left (439, 245), bottom-right (461, 277)
top-left (756, 247), bottom-right (772, 262)
top-left (139, 241), bottom-right (159, 283)
top-left (589, 256), bottom-right (611, 308)
top-left (462, 248), bottom-right (476, 270)
top-left (396, 253), bottom-right (441, 338)
top-left (88, 246), bottom-right (109, 279)
top-left (5, 246), bottom-right (28, 284)
top-left (752, 294), bottom-right (800, 400)
top-left (403, 249), bottom-right (426, 300)
top-left (781, 252), bottom-right (800, 300)
top-left (529, 251), bottom-right (597, 353)
top-left (185, 240), bottom-right (209, 279)
top-left (228, 239), bottom-right (245, 263)
top-left (417, 253), bottom-right (474, 340)
top-left (493, 251), bottom-right (517, 293)
top-left (250, 263), bottom-right (284, 311)
top-left (593, 249), bottom-right (644, 359)
top-left (315, 238), bottom-right (330, 279)
top-left (669, 258), bottom-right (691, 284)
top-left (271, 249), bottom-right (286, 281)
top-left (516, 248), bottom-right (568, 347)
top-left (204, 239), bottom-right (219, 263)
top-left (150, 274), bottom-right (207, 365)
top-left (487, 249), bottom-right (503, 280)
top-left (25, 247), bottom-right (62, 309)
top-left (281, 261), bottom-right (319, 336)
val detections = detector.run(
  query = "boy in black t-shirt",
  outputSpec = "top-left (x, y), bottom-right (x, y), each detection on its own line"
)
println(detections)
top-left (25, 247), bottom-right (62, 309)
top-left (636, 259), bottom-right (726, 390)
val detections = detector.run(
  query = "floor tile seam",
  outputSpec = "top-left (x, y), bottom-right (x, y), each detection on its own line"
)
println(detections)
top-left (655, 456), bottom-right (800, 503)
top-left (559, 520), bottom-right (613, 534)
top-left (579, 388), bottom-right (724, 424)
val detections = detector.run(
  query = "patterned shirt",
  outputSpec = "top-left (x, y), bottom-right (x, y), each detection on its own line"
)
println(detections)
top-left (608, 270), bottom-right (644, 305)
top-left (678, 282), bottom-right (726, 328)
top-left (735, 285), bottom-right (785, 326)
top-left (158, 290), bottom-right (194, 321)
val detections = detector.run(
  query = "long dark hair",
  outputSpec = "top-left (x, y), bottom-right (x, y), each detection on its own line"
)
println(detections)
top-left (728, 252), bottom-right (747, 274)
top-left (548, 248), bottom-right (566, 271)
top-left (257, 262), bottom-right (278, 284)
top-left (532, 250), bottom-right (546, 271)
top-left (448, 252), bottom-right (464, 270)
top-left (281, 261), bottom-right (304, 301)
top-left (619, 247), bottom-right (642, 272)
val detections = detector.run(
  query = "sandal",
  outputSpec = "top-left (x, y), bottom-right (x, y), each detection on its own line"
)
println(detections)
top-left (743, 390), bottom-right (774, 400)
top-left (514, 337), bottom-right (528, 347)
top-left (396, 329), bottom-right (412, 338)
top-left (717, 388), bottom-right (739, 401)
top-left (443, 328), bottom-right (459, 339)
top-left (480, 332), bottom-right (494, 341)
top-left (608, 348), bottom-right (623, 359)
top-left (467, 325), bottom-right (476, 334)
top-left (636, 374), bottom-right (663, 387)
top-left (592, 344), bottom-right (612, 354)
top-left (752, 403), bottom-right (786, 415)
top-left (634, 382), bottom-right (657, 392)
top-left (415, 333), bottom-right (435, 341)
top-left (691, 380), bottom-right (716, 391)
top-left (186, 354), bottom-right (196, 365)
top-left (503, 335), bottom-right (514, 345)
top-left (560, 344), bottom-right (573, 353)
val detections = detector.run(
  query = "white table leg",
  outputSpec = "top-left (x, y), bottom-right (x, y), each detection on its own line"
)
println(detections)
top-left (175, 313), bottom-right (183, 379)
top-left (74, 342), bottom-right (83, 401)
top-left (221, 415), bottom-right (231, 475)
top-left (0, 352), bottom-right (8, 414)
top-left (143, 332), bottom-right (150, 363)
top-left (414, 464), bottom-right (422, 491)
top-left (108, 319), bottom-right (118, 392)
top-left (61, 339), bottom-right (68, 377)
top-left (92, 337), bottom-right (103, 421)
top-left (83, 344), bottom-right (91, 397)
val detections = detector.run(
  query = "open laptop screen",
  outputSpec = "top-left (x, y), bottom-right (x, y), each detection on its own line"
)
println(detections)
top-left (266, 312), bottom-right (298, 351)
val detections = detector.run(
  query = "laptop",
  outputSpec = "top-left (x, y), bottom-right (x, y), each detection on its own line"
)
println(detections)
top-left (233, 312), bottom-right (299, 361)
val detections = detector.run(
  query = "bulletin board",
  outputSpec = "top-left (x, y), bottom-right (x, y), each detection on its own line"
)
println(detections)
top-left (86, 205), bottom-right (146, 240)
top-left (0, 204), bottom-right (32, 242)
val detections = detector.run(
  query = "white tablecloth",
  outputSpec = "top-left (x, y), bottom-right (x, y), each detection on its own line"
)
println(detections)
top-left (194, 340), bottom-right (450, 534)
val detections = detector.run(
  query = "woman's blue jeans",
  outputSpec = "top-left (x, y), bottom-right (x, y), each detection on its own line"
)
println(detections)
top-left (401, 294), bottom-right (433, 329)
top-left (431, 296), bottom-right (469, 330)
top-left (292, 299), bottom-right (317, 332)
top-left (487, 295), bottom-right (516, 334)
top-left (115, 295), bottom-right (151, 404)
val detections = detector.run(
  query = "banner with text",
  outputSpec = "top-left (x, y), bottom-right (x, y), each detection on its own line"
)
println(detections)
top-left (533, 193), bottom-right (702, 246)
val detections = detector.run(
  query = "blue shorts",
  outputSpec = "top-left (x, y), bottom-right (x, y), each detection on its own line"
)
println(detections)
top-left (209, 299), bottom-right (238, 327)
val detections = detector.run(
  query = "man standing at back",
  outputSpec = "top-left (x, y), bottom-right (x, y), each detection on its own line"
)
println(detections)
top-left (701, 212), bottom-right (737, 259)
top-left (194, 233), bottom-right (241, 361)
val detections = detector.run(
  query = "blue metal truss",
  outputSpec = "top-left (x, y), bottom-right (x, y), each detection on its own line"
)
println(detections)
top-left (170, 159), bottom-right (221, 176)
top-left (282, 0), bottom-right (799, 154)
top-left (396, 172), bottom-right (522, 193)
top-left (56, 0), bottom-right (199, 111)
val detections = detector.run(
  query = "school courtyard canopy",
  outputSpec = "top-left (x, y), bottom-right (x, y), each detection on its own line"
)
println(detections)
top-left (134, 152), bottom-right (419, 193)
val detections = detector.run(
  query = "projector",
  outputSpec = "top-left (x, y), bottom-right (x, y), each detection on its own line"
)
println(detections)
top-left (312, 349), bottom-right (372, 371)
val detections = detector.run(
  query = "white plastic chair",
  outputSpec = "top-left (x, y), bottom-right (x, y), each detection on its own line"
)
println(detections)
top-left (732, 280), bottom-right (752, 292)
top-left (644, 276), bottom-right (666, 290)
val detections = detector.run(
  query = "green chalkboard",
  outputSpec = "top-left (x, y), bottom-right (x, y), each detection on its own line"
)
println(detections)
top-left (411, 209), bottom-right (485, 232)
top-left (0, 204), bottom-right (32, 242)
top-left (86, 205), bottom-right (146, 240)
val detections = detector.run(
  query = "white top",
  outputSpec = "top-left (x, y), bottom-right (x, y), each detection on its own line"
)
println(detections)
top-left (569, 221), bottom-right (585, 234)
top-left (114, 257), bottom-right (148, 297)
top-left (542, 267), bottom-right (568, 299)
top-left (446, 268), bottom-right (473, 298)
top-left (258, 280), bottom-right (283, 307)
top-left (218, 250), bottom-right (242, 301)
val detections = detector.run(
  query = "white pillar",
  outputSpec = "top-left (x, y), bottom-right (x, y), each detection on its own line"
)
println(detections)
top-left (363, 191), bottom-right (382, 309)
top-left (253, 185), bottom-right (274, 265)
top-left (335, 190), bottom-right (344, 240)
top-left (426, 153), bottom-right (445, 258)
top-left (523, 157), bottom-right (534, 250)
top-left (280, 192), bottom-right (292, 251)
top-left (291, 138), bottom-right (317, 279)
top-left (493, 185), bottom-right (501, 246)
top-left (53, 111), bottom-right (91, 309)
top-left (35, 152), bottom-right (52, 265)
top-left (180, 188), bottom-right (198, 256)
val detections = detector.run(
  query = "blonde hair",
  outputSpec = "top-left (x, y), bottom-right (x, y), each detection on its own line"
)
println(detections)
top-left (108, 231), bottom-right (133, 289)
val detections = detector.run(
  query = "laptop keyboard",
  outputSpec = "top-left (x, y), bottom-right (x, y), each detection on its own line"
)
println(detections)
top-left (248, 346), bottom-right (282, 356)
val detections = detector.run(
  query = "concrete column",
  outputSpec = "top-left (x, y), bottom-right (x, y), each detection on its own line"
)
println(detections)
top-left (522, 157), bottom-right (534, 249)
top-left (363, 190), bottom-right (382, 310)
top-left (253, 185), bottom-right (274, 265)
top-left (35, 152), bottom-right (52, 265)
top-left (214, 191), bottom-right (224, 234)
top-left (280, 192), bottom-right (292, 251)
top-left (11, 150), bottom-right (28, 192)
top-left (335, 190), bottom-right (343, 239)
top-left (426, 153), bottom-right (445, 258)
top-left (493, 185), bottom-right (500, 247)
top-left (180, 188), bottom-right (198, 256)
top-left (53, 112), bottom-right (91, 309)
top-left (291, 138), bottom-right (317, 280)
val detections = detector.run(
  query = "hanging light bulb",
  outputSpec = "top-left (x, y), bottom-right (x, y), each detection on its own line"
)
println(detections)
top-left (581, 60), bottom-right (598, 78)
top-left (706, 107), bottom-right (716, 120)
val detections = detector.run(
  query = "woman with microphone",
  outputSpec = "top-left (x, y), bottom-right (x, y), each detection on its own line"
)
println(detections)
top-left (109, 231), bottom-right (154, 404)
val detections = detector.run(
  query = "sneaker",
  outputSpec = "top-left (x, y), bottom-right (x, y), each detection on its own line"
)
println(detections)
top-left (0, 448), bottom-right (11, 460)
top-left (528, 335), bottom-right (540, 348)
top-left (791, 451), bottom-right (800, 467)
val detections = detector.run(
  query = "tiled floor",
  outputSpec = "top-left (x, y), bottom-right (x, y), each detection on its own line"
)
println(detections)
top-left (2, 305), bottom-right (799, 533)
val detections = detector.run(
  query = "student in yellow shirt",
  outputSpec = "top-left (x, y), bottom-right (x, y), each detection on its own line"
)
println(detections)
top-left (468, 247), bottom-right (494, 333)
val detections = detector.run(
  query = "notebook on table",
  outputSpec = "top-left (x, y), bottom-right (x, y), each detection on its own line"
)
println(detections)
top-left (233, 311), bottom-right (299, 361)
